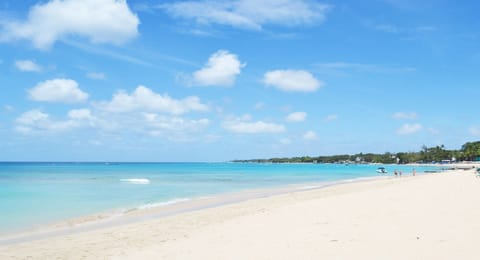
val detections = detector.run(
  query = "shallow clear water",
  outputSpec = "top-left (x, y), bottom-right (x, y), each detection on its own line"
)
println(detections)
top-left (0, 162), bottom-right (439, 233)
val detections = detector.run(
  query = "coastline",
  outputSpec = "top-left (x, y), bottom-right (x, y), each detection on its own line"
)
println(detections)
top-left (0, 174), bottom-right (391, 245)
top-left (2, 167), bottom-right (480, 259)
top-left (0, 162), bottom-right (442, 239)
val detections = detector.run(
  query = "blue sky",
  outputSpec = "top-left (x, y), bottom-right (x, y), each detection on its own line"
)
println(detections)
top-left (0, 0), bottom-right (479, 161)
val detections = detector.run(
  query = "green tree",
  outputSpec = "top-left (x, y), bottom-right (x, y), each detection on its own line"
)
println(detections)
top-left (461, 141), bottom-right (480, 161)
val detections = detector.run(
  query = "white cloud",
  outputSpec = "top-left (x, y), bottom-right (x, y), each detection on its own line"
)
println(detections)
top-left (285, 111), bottom-right (307, 122)
top-left (397, 123), bottom-right (422, 135)
top-left (14, 60), bottom-right (42, 72)
top-left (16, 110), bottom-right (49, 125)
top-left (15, 108), bottom-right (113, 134)
top-left (130, 113), bottom-right (211, 142)
top-left (279, 138), bottom-right (292, 145)
top-left (223, 116), bottom-right (285, 134)
top-left (15, 107), bottom-right (209, 140)
top-left (66, 108), bottom-right (110, 129)
top-left (469, 127), bottom-right (480, 137)
top-left (144, 113), bottom-right (210, 140)
top-left (263, 69), bottom-right (322, 92)
top-left (16, 109), bottom-right (80, 134)
top-left (68, 108), bottom-right (93, 120)
top-left (86, 72), bottom-right (106, 80)
top-left (160, 0), bottom-right (331, 31)
top-left (28, 78), bottom-right (89, 103)
top-left (325, 114), bottom-right (338, 121)
top-left (1, 0), bottom-right (139, 49)
top-left (224, 121), bottom-right (285, 134)
top-left (192, 50), bottom-right (245, 87)
top-left (303, 130), bottom-right (318, 140)
top-left (393, 112), bottom-right (418, 120)
top-left (98, 85), bottom-right (209, 115)
top-left (15, 85), bottom-right (211, 140)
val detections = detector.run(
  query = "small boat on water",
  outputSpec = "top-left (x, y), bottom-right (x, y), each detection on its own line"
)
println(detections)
top-left (376, 167), bottom-right (387, 174)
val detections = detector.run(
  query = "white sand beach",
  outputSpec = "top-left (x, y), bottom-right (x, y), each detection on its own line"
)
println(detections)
top-left (1, 169), bottom-right (480, 259)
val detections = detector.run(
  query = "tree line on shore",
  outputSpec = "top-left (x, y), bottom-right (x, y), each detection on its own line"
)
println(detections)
top-left (232, 141), bottom-right (480, 164)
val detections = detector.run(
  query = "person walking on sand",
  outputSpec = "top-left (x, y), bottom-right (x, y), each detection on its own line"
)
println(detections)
top-left (412, 168), bottom-right (416, 176)
top-left (394, 170), bottom-right (398, 177)
top-left (399, 170), bottom-right (402, 177)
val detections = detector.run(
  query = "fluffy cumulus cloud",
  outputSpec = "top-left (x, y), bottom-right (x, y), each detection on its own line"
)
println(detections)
top-left (98, 86), bottom-right (209, 115)
top-left (144, 113), bottom-right (209, 132)
top-left (285, 111), bottom-right (307, 122)
top-left (143, 113), bottom-right (210, 140)
top-left (392, 112), bottom-right (418, 120)
top-left (28, 78), bottom-right (89, 103)
top-left (303, 130), bottom-right (318, 140)
top-left (67, 108), bottom-right (94, 120)
top-left (0, 0), bottom-right (139, 49)
top-left (16, 84), bottom-right (212, 141)
top-left (15, 107), bottom-right (210, 140)
top-left (192, 50), bottom-right (245, 87)
top-left (14, 60), bottom-right (42, 72)
top-left (223, 115), bottom-right (285, 134)
top-left (160, 0), bottom-right (331, 31)
top-left (15, 108), bottom-right (98, 134)
top-left (397, 123), bottom-right (422, 135)
top-left (263, 70), bottom-right (322, 92)
top-left (16, 110), bottom-right (48, 125)
top-left (16, 110), bottom-right (68, 133)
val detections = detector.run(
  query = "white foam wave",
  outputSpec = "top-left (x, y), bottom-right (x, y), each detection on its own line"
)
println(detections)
top-left (299, 184), bottom-right (326, 190)
top-left (138, 198), bottom-right (190, 210)
top-left (120, 178), bottom-right (150, 184)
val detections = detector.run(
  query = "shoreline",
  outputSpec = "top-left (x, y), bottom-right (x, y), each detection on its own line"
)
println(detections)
top-left (2, 168), bottom-right (479, 259)
top-left (0, 174), bottom-right (392, 245)
top-left (1, 163), bottom-right (475, 244)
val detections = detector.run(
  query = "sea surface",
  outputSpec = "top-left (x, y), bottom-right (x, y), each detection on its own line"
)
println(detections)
top-left (0, 162), bottom-right (440, 234)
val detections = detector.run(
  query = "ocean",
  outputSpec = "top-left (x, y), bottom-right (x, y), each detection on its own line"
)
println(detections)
top-left (0, 162), bottom-right (440, 234)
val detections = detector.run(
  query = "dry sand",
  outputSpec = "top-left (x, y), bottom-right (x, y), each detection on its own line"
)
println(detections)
top-left (1, 169), bottom-right (480, 259)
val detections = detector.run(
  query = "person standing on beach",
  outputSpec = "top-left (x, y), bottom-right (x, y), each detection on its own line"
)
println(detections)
top-left (394, 170), bottom-right (398, 177)
top-left (413, 168), bottom-right (416, 176)
top-left (399, 170), bottom-right (402, 177)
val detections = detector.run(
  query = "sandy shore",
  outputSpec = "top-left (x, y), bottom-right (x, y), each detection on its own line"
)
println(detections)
top-left (1, 169), bottom-right (480, 259)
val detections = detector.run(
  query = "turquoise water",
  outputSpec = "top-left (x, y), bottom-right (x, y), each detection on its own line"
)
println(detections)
top-left (0, 162), bottom-right (439, 233)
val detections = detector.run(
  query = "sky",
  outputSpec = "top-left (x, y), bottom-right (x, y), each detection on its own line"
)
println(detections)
top-left (0, 0), bottom-right (480, 162)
